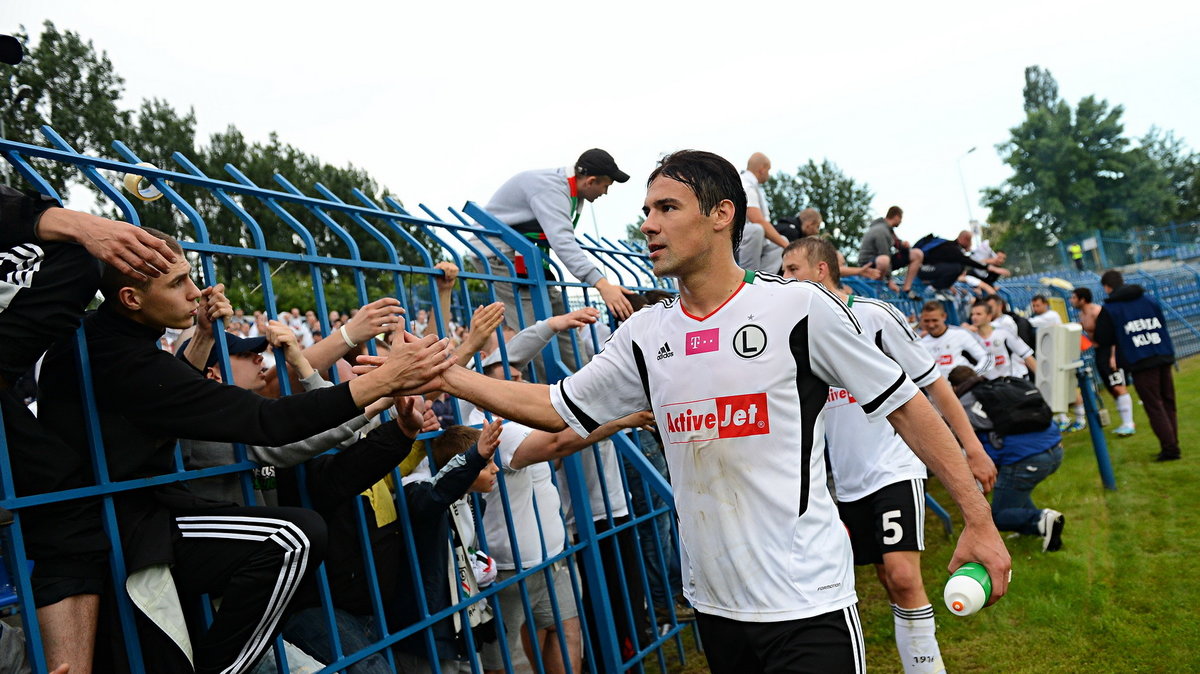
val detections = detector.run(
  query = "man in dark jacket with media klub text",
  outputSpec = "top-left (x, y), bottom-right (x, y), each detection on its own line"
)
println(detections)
top-left (1093, 270), bottom-right (1179, 462)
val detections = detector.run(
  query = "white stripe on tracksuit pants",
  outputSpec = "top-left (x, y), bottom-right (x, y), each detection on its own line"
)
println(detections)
top-left (137, 508), bottom-right (325, 674)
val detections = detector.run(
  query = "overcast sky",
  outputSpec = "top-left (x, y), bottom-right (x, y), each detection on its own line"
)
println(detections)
top-left (8, 0), bottom-right (1200, 251)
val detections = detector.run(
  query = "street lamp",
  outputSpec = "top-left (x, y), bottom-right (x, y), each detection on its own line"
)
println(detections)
top-left (1, 84), bottom-right (34, 181)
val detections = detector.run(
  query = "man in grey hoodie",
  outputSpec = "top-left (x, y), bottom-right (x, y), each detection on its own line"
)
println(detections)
top-left (478, 149), bottom-right (637, 378)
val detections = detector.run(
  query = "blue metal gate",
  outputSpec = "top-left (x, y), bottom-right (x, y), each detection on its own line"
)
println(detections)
top-left (0, 127), bottom-right (696, 674)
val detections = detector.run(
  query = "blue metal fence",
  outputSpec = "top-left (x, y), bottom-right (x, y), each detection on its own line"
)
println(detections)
top-left (0, 127), bottom-right (692, 673)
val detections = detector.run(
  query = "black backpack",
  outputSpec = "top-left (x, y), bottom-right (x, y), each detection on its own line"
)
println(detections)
top-left (971, 376), bottom-right (1053, 435)
top-left (1007, 311), bottom-right (1036, 351)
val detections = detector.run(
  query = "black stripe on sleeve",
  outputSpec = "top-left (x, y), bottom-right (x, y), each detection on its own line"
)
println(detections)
top-left (912, 363), bottom-right (938, 385)
top-left (557, 380), bottom-right (601, 434)
top-left (861, 298), bottom-right (919, 340)
top-left (861, 372), bottom-right (907, 415)
top-left (805, 280), bottom-right (862, 332)
top-left (961, 349), bottom-right (979, 365)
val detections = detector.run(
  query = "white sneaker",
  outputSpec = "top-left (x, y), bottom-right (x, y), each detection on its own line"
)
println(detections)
top-left (1039, 509), bottom-right (1065, 552)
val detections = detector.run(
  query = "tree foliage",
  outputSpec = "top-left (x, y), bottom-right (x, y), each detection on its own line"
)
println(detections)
top-left (624, 216), bottom-right (646, 246)
top-left (2, 22), bottom-right (125, 199)
top-left (983, 66), bottom-right (1176, 249)
top-left (2, 21), bottom-right (443, 314)
top-left (765, 159), bottom-right (874, 254)
top-left (1141, 127), bottom-right (1200, 225)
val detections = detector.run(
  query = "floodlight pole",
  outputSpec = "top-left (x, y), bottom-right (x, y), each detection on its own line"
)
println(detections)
top-left (957, 146), bottom-right (977, 225)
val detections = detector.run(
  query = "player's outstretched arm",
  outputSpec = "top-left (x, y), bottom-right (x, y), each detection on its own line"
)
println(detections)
top-left (925, 377), bottom-right (997, 493)
top-left (443, 365), bottom-right (567, 432)
top-left (352, 352), bottom-right (568, 432)
top-left (887, 392), bottom-right (1011, 604)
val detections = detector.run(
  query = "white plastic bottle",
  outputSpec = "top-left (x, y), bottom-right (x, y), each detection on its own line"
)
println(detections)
top-left (944, 562), bottom-right (992, 616)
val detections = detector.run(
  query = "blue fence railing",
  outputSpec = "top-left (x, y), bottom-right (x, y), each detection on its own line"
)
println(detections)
top-left (0, 127), bottom-right (689, 674)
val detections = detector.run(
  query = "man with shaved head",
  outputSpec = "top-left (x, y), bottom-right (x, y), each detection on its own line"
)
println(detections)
top-left (737, 152), bottom-right (788, 273)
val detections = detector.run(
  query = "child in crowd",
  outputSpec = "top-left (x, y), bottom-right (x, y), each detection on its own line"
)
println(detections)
top-left (392, 421), bottom-right (503, 673)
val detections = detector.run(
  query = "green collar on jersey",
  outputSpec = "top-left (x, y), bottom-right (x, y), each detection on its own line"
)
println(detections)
top-left (743, 268), bottom-right (755, 284)
top-left (846, 294), bottom-right (855, 307)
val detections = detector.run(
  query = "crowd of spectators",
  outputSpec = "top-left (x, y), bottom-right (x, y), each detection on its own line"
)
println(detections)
top-left (1, 175), bottom-right (684, 673)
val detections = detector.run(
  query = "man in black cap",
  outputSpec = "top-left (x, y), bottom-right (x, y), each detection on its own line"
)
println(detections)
top-left (477, 149), bottom-right (637, 377)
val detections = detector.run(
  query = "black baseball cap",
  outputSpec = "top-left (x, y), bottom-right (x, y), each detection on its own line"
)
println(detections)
top-left (576, 148), bottom-right (629, 183)
top-left (176, 332), bottom-right (269, 370)
top-left (0, 36), bottom-right (23, 66)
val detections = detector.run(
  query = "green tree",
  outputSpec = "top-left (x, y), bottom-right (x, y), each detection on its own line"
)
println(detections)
top-left (1141, 127), bottom-right (1200, 224)
top-left (1, 21), bottom-right (126, 199)
top-left (2, 22), bottom-right (451, 314)
top-left (625, 216), bottom-right (646, 246)
top-left (983, 66), bottom-right (1174, 248)
top-left (764, 160), bottom-right (874, 255)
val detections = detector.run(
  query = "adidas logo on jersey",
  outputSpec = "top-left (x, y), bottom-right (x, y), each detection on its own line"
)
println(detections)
top-left (661, 392), bottom-right (770, 444)
top-left (657, 342), bottom-right (674, 360)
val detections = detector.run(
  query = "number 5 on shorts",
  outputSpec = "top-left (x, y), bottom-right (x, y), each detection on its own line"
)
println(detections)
top-left (882, 509), bottom-right (903, 545)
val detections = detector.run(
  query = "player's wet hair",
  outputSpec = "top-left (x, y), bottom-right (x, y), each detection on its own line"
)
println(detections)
top-left (1072, 287), bottom-right (1092, 303)
top-left (648, 150), bottom-right (747, 258)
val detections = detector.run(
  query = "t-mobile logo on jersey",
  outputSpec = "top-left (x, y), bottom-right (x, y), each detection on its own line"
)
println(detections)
top-left (685, 328), bottom-right (720, 355)
top-left (661, 392), bottom-right (770, 444)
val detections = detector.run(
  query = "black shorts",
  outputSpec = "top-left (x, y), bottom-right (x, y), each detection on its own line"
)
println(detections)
top-left (2, 389), bottom-right (108, 606)
top-left (1094, 354), bottom-right (1127, 397)
top-left (696, 605), bottom-right (865, 674)
top-left (917, 262), bottom-right (962, 290)
top-left (837, 478), bottom-right (926, 566)
top-left (858, 248), bottom-right (912, 270)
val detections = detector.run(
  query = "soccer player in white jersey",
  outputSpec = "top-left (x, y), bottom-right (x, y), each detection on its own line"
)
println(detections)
top-left (364, 150), bottom-right (1011, 673)
top-left (968, 301), bottom-right (1037, 380)
top-left (782, 237), bottom-right (997, 674)
top-left (920, 301), bottom-right (993, 378)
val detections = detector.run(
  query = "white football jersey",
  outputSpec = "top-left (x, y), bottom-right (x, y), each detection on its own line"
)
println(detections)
top-left (978, 327), bottom-right (1033, 379)
top-left (920, 325), bottom-right (992, 378)
top-left (824, 296), bottom-right (938, 502)
top-left (549, 271), bottom-right (919, 622)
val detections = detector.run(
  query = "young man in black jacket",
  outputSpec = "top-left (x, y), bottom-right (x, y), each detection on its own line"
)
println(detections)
top-left (1, 183), bottom-right (178, 673)
top-left (36, 228), bottom-right (455, 673)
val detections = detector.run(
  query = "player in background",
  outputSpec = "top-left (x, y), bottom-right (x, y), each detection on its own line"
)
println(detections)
top-left (783, 237), bottom-right (996, 674)
top-left (361, 150), bottom-right (1011, 673)
top-left (967, 301), bottom-right (1036, 380)
top-left (1070, 288), bottom-right (1136, 436)
top-left (920, 301), bottom-right (992, 378)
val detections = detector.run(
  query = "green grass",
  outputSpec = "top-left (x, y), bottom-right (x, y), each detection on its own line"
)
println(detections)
top-left (664, 357), bottom-right (1200, 673)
